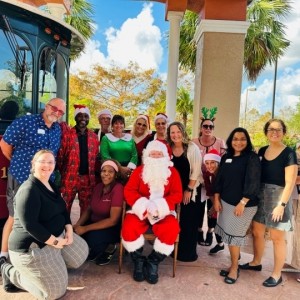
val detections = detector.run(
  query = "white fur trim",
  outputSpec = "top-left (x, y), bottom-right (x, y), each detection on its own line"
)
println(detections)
top-left (97, 109), bottom-right (112, 118)
top-left (132, 197), bottom-right (148, 220)
top-left (122, 234), bottom-right (145, 252)
top-left (152, 198), bottom-right (170, 219)
top-left (153, 238), bottom-right (174, 256)
top-left (127, 162), bottom-right (136, 169)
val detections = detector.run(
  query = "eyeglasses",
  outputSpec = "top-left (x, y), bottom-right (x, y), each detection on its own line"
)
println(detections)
top-left (156, 122), bottom-right (166, 126)
top-left (47, 104), bottom-right (65, 116)
top-left (137, 122), bottom-right (147, 128)
top-left (202, 124), bottom-right (214, 130)
top-left (36, 160), bottom-right (55, 165)
top-left (267, 128), bottom-right (283, 133)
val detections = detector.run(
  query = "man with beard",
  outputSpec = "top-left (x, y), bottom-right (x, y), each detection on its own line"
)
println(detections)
top-left (121, 140), bottom-right (182, 284)
top-left (0, 97), bottom-right (65, 266)
top-left (57, 104), bottom-right (99, 215)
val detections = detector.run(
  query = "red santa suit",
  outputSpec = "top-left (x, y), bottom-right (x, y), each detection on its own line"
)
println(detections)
top-left (121, 142), bottom-right (182, 256)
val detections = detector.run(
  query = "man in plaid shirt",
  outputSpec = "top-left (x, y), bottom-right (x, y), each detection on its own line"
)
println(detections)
top-left (57, 105), bottom-right (99, 215)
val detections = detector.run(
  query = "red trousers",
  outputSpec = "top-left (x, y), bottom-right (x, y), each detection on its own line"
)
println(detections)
top-left (61, 175), bottom-right (92, 215)
top-left (122, 213), bottom-right (179, 246)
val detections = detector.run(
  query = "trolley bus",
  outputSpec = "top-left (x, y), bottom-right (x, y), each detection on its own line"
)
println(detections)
top-left (0, 0), bottom-right (84, 230)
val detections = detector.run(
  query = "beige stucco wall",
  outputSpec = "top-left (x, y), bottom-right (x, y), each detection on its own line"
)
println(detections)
top-left (192, 31), bottom-right (246, 141)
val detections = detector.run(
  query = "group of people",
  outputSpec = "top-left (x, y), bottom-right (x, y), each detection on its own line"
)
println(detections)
top-left (0, 98), bottom-right (299, 299)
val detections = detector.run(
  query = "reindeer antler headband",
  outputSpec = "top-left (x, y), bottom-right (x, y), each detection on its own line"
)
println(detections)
top-left (201, 107), bottom-right (218, 121)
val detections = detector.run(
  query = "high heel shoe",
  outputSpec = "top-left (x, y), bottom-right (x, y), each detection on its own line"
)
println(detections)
top-left (224, 269), bottom-right (240, 284)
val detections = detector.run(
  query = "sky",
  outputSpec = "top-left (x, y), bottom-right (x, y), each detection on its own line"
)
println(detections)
top-left (70, 0), bottom-right (300, 117)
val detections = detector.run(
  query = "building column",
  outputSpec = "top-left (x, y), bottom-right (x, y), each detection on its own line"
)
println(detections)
top-left (166, 11), bottom-right (183, 122)
top-left (192, 19), bottom-right (249, 139)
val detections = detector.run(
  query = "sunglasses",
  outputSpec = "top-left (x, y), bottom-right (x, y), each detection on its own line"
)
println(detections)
top-left (137, 122), bottom-right (147, 128)
top-left (156, 122), bottom-right (166, 126)
top-left (47, 104), bottom-right (65, 116)
top-left (202, 124), bottom-right (214, 130)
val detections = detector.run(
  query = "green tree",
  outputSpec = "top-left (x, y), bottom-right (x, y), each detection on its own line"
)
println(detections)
top-left (177, 0), bottom-right (291, 82)
top-left (176, 87), bottom-right (193, 128)
top-left (64, 0), bottom-right (95, 59)
top-left (245, 0), bottom-right (291, 82)
top-left (69, 62), bottom-right (164, 127)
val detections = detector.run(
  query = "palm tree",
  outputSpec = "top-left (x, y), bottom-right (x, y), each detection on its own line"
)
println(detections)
top-left (178, 0), bottom-right (291, 82)
top-left (245, 0), bottom-right (290, 82)
top-left (178, 11), bottom-right (198, 73)
top-left (176, 87), bottom-right (193, 128)
top-left (64, 0), bottom-right (95, 59)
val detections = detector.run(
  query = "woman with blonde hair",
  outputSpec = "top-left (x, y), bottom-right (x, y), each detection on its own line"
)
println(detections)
top-left (131, 114), bottom-right (152, 165)
top-left (1, 149), bottom-right (88, 298)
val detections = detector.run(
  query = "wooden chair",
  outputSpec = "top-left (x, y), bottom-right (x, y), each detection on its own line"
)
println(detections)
top-left (118, 201), bottom-right (181, 277)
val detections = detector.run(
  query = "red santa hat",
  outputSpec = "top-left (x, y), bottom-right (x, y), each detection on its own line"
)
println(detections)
top-left (143, 140), bottom-right (170, 160)
top-left (74, 104), bottom-right (90, 118)
top-left (154, 112), bottom-right (169, 124)
top-left (97, 109), bottom-right (112, 119)
top-left (203, 149), bottom-right (221, 163)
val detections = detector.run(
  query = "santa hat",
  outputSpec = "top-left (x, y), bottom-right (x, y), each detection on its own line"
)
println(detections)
top-left (135, 114), bottom-right (150, 130)
top-left (154, 112), bottom-right (169, 124)
top-left (74, 104), bottom-right (90, 118)
top-left (97, 109), bottom-right (112, 119)
top-left (143, 140), bottom-right (169, 161)
top-left (203, 149), bottom-right (221, 163)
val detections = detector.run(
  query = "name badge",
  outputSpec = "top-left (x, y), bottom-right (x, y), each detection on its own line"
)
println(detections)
top-left (38, 129), bottom-right (45, 134)
top-left (225, 158), bottom-right (232, 163)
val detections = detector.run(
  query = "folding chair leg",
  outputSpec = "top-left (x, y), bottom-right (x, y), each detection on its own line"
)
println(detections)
top-left (119, 240), bottom-right (123, 274)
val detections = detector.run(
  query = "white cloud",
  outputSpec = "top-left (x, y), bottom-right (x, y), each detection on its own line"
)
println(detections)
top-left (70, 3), bottom-right (163, 74)
top-left (70, 40), bottom-right (107, 74)
top-left (105, 3), bottom-right (162, 69)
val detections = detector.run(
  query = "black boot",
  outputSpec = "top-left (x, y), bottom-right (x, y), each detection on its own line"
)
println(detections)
top-left (1, 264), bottom-right (21, 293)
top-left (145, 250), bottom-right (166, 284)
top-left (130, 248), bottom-right (146, 282)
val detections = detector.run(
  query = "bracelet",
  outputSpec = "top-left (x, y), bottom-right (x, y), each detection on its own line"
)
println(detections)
top-left (279, 201), bottom-right (286, 208)
top-left (240, 199), bottom-right (247, 206)
top-left (186, 186), bottom-right (193, 192)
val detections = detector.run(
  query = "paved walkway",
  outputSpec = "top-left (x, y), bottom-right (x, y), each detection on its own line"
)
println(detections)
top-left (1, 201), bottom-right (299, 300)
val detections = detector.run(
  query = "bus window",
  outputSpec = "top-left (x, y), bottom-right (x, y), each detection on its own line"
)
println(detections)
top-left (38, 47), bottom-right (67, 118)
top-left (0, 30), bottom-right (33, 120)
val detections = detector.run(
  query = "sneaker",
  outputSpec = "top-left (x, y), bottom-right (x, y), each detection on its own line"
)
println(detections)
top-left (87, 252), bottom-right (104, 262)
top-left (95, 245), bottom-right (117, 266)
top-left (0, 256), bottom-right (7, 272)
top-left (209, 244), bottom-right (225, 255)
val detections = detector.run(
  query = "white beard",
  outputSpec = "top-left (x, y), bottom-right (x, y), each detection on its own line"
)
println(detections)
top-left (142, 157), bottom-right (173, 200)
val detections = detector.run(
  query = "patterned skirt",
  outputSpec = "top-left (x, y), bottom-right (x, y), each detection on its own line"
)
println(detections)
top-left (215, 200), bottom-right (257, 246)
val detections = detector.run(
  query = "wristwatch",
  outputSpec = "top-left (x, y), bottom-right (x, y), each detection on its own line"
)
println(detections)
top-left (53, 239), bottom-right (59, 246)
top-left (279, 202), bottom-right (287, 208)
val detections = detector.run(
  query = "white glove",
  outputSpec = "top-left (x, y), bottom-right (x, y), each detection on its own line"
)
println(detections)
top-left (147, 201), bottom-right (158, 217)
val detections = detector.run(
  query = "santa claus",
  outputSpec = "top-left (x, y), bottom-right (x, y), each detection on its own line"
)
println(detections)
top-left (121, 140), bottom-right (182, 284)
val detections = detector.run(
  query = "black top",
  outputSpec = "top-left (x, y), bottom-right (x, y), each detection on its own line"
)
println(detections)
top-left (9, 175), bottom-right (71, 252)
top-left (77, 128), bottom-right (89, 175)
top-left (258, 146), bottom-right (297, 187)
top-left (172, 153), bottom-right (190, 190)
top-left (214, 151), bottom-right (261, 207)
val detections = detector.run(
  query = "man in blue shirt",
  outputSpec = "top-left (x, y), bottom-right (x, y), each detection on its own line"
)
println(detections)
top-left (0, 97), bottom-right (66, 266)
